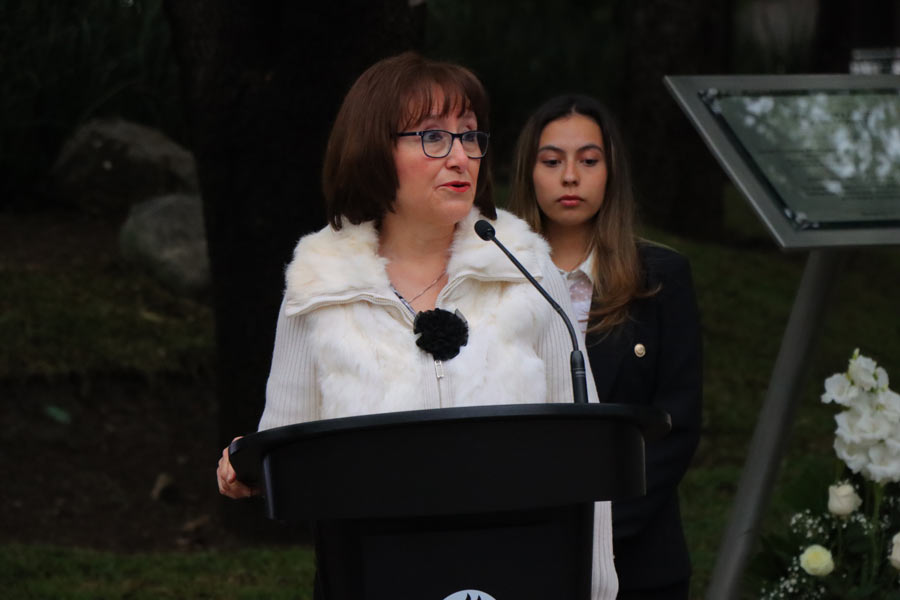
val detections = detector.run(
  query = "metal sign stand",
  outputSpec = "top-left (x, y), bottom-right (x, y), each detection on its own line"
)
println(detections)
top-left (665, 73), bottom-right (900, 598)
top-left (705, 248), bottom-right (845, 599)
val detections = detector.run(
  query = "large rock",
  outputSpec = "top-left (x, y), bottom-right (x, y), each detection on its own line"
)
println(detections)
top-left (119, 194), bottom-right (211, 298)
top-left (51, 118), bottom-right (199, 216)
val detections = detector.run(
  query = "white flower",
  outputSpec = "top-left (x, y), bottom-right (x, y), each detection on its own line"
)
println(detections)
top-left (863, 442), bottom-right (900, 483)
top-left (826, 349), bottom-right (900, 480)
top-left (799, 544), bottom-right (834, 576)
top-left (886, 425), bottom-right (900, 453)
top-left (821, 373), bottom-right (859, 407)
top-left (875, 388), bottom-right (900, 421)
top-left (890, 532), bottom-right (900, 571)
top-left (827, 483), bottom-right (862, 516)
top-left (834, 406), bottom-right (892, 445)
top-left (875, 366), bottom-right (890, 390)
top-left (848, 350), bottom-right (879, 391)
top-left (834, 436), bottom-right (869, 473)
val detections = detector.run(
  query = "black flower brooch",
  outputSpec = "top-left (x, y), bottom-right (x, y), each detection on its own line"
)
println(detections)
top-left (413, 308), bottom-right (468, 361)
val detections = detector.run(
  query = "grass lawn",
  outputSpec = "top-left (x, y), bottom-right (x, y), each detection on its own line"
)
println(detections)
top-left (0, 545), bottom-right (314, 599)
top-left (2, 200), bottom-right (898, 598)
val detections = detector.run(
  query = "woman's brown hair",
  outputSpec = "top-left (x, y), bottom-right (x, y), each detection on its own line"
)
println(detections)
top-left (323, 52), bottom-right (495, 229)
top-left (508, 94), bottom-right (655, 335)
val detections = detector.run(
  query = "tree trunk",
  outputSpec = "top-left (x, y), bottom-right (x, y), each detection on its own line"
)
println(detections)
top-left (615, 0), bottom-right (735, 239)
top-left (165, 1), bottom-right (423, 534)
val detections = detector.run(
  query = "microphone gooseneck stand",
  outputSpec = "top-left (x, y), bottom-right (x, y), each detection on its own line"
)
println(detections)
top-left (474, 219), bottom-right (588, 404)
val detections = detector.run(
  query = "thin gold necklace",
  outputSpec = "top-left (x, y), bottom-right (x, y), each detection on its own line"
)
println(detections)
top-left (408, 272), bottom-right (445, 302)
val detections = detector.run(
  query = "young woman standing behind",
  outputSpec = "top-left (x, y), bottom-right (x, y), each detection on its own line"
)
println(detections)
top-left (509, 94), bottom-right (702, 600)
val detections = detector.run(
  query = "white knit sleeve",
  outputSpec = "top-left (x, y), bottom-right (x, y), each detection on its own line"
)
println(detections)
top-left (592, 500), bottom-right (619, 599)
top-left (258, 297), bottom-right (320, 431)
top-left (536, 255), bottom-right (601, 405)
top-left (538, 258), bottom-right (617, 598)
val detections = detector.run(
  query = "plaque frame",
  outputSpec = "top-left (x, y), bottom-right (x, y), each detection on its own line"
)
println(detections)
top-left (665, 74), bottom-right (900, 249)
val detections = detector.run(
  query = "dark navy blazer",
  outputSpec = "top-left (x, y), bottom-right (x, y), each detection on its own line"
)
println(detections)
top-left (586, 244), bottom-right (703, 592)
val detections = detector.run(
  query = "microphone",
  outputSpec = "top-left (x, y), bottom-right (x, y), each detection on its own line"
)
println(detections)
top-left (474, 219), bottom-right (588, 404)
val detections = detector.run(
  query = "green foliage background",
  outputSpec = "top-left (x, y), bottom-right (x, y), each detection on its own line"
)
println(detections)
top-left (425, 1), bottom-right (627, 176)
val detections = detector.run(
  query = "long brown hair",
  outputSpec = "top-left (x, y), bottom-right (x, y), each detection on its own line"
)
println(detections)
top-left (508, 94), bottom-right (654, 335)
top-left (322, 52), bottom-right (496, 230)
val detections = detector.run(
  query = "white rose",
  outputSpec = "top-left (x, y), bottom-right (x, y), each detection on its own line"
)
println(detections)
top-left (890, 532), bottom-right (900, 571)
top-left (834, 436), bottom-right (869, 473)
top-left (827, 483), bottom-right (862, 516)
top-left (799, 544), bottom-right (834, 576)
top-left (835, 406), bottom-right (892, 445)
top-left (821, 373), bottom-right (859, 407)
top-left (863, 442), bottom-right (900, 483)
top-left (848, 351), bottom-right (879, 391)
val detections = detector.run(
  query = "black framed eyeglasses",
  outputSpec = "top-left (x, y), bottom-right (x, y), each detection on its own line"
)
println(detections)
top-left (396, 129), bottom-right (490, 159)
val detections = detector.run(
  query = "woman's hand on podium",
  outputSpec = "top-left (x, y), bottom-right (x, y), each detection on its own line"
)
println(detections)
top-left (216, 437), bottom-right (258, 499)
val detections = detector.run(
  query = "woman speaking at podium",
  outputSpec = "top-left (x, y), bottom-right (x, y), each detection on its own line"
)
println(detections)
top-left (217, 53), bottom-right (618, 599)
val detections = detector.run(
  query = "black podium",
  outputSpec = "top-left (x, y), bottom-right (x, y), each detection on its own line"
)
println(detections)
top-left (230, 403), bottom-right (669, 600)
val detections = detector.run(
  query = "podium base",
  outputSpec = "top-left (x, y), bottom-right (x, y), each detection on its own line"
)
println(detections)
top-left (314, 504), bottom-right (594, 600)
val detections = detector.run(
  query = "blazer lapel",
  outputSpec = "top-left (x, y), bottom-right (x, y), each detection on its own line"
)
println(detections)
top-left (586, 320), bottom-right (632, 403)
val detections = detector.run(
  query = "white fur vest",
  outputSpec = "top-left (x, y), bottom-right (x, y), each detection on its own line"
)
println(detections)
top-left (258, 208), bottom-right (593, 429)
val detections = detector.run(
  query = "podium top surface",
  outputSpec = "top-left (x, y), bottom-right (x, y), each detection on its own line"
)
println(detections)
top-left (232, 403), bottom-right (668, 479)
top-left (230, 403), bottom-right (671, 516)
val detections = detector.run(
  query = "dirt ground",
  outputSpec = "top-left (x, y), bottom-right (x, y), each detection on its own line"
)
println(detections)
top-left (0, 376), bottom-right (234, 551)
top-left (0, 210), bottom-right (306, 552)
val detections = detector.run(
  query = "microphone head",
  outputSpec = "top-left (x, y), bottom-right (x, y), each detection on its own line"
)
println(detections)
top-left (474, 219), bottom-right (496, 241)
